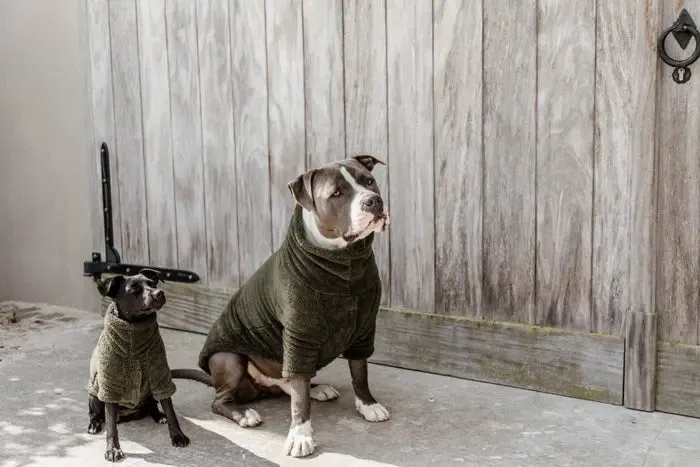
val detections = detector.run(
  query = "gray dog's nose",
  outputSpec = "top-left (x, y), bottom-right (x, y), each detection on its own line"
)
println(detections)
top-left (362, 194), bottom-right (383, 211)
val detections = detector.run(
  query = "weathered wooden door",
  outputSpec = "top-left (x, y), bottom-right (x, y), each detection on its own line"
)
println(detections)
top-left (86, 0), bottom-right (671, 410)
top-left (654, 1), bottom-right (700, 419)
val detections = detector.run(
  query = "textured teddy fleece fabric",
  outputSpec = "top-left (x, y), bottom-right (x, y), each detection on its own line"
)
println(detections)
top-left (88, 305), bottom-right (176, 408)
top-left (198, 204), bottom-right (382, 379)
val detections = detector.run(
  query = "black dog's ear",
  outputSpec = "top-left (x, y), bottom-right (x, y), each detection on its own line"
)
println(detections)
top-left (97, 275), bottom-right (125, 298)
top-left (352, 155), bottom-right (385, 172)
top-left (287, 169), bottom-right (316, 211)
top-left (140, 268), bottom-right (164, 284)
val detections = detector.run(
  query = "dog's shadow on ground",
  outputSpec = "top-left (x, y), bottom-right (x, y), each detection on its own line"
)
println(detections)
top-left (0, 383), bottom-right (276, 467)
top-left (148, 377), bottom-right (407, 466)
top-left (106, 415), bottom-right (278, 466)
top-left (148, 379), bottom-right (402, 466)
top-left (0, 395), bottom-right (275, 467)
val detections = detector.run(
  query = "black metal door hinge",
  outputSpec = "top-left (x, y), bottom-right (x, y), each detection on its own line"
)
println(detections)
top-left (83, 143), bottom-right (200, 283)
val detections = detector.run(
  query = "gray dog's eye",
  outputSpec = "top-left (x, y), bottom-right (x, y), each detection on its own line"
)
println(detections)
top-left (331, 190), bottom-right (341, 197)
top-left (367, 179), bottom-right (374, 185)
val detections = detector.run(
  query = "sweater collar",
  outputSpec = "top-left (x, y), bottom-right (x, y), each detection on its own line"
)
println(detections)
top-left (105, 303), bottom-right (159, 333)
top-left (287, 205), bottom-right (375, 263)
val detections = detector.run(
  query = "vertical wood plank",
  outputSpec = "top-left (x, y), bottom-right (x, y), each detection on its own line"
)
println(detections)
top-left (343, 0), bottom-right (391, 306)
top-left (136, 0), bottom-right (177, 269)
top-left (624, 311), bottom-right (657, 411)
top-left (656, 1), bottom-right (700, 344)
top-left (198, 0), bottom-right (240, 287)
top-left (303, 0), bottom-right (345, 167)
top-left (109, 0), bottom-right (149, 264)
top-left (535, 0), bottom-right (595, 330)
top-left (593, 0), bottom-right (659, 335)
top-left (433, 0), bottom-right (483, 317)
top-left (230, 0), bottom-right (273, 281)
top-left (482, 0), bottom-right (537, 323)
top-left (82, 0), bottom-right (102, 259)
top-left (86, 0), bottom-right (118, 254)
top-left (386, 0), bottom-right (434, 311)
top-left (266, 0), bottom-right (306, 251)
top-left (166, 0), bottom-right (207, 281)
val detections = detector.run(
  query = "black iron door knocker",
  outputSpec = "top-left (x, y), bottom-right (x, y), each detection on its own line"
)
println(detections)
top-left (658, 9), bottom-right (700, 84)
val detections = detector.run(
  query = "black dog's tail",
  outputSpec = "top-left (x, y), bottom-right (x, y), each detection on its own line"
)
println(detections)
top-left (171, 368), bottom-right (212, 386)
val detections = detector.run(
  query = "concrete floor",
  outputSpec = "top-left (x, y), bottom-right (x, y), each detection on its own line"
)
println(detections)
top-left (1, 302), bottom-right (699, 467)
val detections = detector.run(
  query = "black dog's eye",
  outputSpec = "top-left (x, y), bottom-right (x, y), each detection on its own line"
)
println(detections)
top-left (367, 179), bottom-right (374, 186)
top-left (127, 284), bottom-right (142, 295)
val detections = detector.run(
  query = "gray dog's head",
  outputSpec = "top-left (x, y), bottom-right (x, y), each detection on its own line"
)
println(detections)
top-left (287, 155), bottom-right (389, 246)
top-left (97, 269), bottom-right (166, 321)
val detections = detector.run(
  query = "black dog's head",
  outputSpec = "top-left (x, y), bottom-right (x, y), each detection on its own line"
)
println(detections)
top-left (97, 269), bottom-right (166, 322)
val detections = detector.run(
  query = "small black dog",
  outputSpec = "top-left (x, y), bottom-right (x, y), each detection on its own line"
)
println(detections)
top-left (86, 269), bottom-right (189, 462)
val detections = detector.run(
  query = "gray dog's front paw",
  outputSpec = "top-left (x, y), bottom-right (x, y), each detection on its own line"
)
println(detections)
top-left (284, 421), bottom-right (315, 457)
top-left (355, 397), bottom-right (390, 422)
top-left (104, 447), bottom-right (125, 462)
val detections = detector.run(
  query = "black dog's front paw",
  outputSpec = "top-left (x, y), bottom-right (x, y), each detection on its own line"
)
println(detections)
top-left (171, 432), bottom-right (190, 447)
top-left (87, 420), bottom-right (102, 434)
top-left (104, 447), bottom-right (125, 462)
top-left (154, 413), bottom-right (168, 424)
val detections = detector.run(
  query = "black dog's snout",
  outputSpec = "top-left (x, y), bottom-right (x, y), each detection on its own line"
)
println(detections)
top-left (362, 194), bottom-right (383, 212)
top-left (154, 290), bottom-right (165, 301)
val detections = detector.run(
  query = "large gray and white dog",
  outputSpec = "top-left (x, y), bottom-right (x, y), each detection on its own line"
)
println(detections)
top-left (171, 155), bottom-right (390, 457)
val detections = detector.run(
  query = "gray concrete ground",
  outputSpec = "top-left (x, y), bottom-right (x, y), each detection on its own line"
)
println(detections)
top-left (0, 302), bottom-right (699, 467)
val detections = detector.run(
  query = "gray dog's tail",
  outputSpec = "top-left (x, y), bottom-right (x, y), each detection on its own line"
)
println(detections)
top-left (171, 368), bottom-right (212, 386)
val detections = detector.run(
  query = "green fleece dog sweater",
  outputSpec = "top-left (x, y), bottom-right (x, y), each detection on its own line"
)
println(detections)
top-left (88, 306), bottom-right (176, 408)
top-left (198, 204), bottom-right (382, 379)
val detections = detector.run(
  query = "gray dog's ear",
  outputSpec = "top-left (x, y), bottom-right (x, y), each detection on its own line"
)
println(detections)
top-left (352, 155), bottom-right (385, 172)
top-left (140, 268), bottom-right (163, 284)
top-left (97, 275), bottom-right (124, 298)
top-left (287, 169), bottom-right (316, 211)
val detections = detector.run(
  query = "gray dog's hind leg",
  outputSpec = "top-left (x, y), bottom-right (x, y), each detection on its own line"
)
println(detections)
top-left (87, 394), bottom-right (105, 434)
top-left (145, 396), bottom-right (167, 424)
top-left (209, 352), bottom-right (263, 427)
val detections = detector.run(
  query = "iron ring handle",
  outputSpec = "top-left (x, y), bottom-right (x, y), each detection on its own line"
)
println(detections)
top-left (658, 23), bottom-right (700, 68)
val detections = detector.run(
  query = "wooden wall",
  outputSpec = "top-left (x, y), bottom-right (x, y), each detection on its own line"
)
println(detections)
top-left (88, 0), bottom-right (658, 334)
top-left (88, 0), bottom-right (700, 411)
